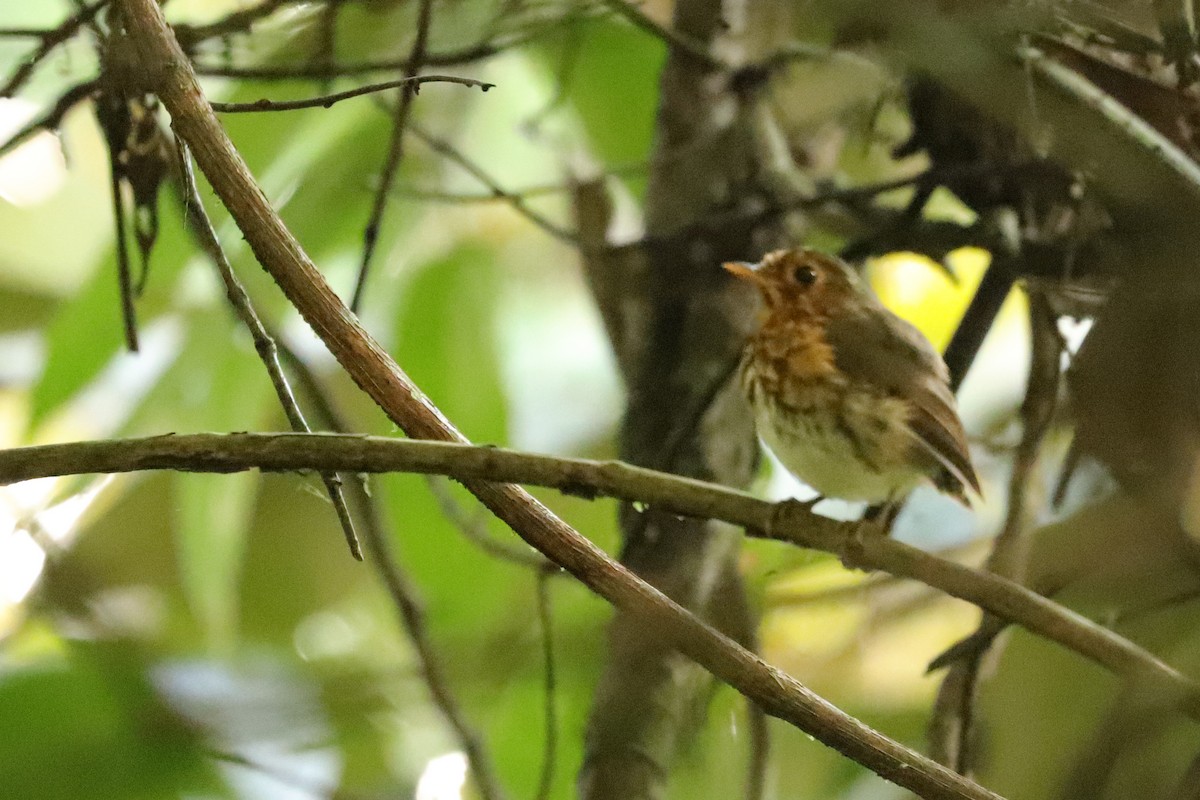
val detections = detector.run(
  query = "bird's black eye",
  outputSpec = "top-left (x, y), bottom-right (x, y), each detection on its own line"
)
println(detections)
top-left (791, 265), bottom-right (817, 286)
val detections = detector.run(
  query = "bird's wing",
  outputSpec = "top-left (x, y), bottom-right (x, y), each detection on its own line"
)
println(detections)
top-left (824, 306), bottom-right (981, 496)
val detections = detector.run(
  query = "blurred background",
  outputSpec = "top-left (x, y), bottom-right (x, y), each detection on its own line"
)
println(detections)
top-left (2, 1), bottom-right (1199, 799)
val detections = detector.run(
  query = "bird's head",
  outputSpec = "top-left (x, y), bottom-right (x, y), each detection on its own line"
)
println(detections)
top-left (723, 248), bottom-right (865, 318)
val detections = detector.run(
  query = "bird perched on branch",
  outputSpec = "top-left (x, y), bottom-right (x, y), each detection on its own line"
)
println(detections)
top-left (724, 248), bottom-right (980, 508)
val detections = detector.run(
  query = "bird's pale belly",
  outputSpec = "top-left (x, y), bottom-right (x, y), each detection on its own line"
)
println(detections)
top-left (749, 382), bottom-right (925, 503)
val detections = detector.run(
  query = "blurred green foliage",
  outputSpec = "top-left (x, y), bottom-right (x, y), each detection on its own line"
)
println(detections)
top-left (3, 2), bottom-right (1199, 800)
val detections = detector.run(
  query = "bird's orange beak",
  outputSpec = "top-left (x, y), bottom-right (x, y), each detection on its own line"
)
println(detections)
top-left (723, 261), bottom-right (762, 284)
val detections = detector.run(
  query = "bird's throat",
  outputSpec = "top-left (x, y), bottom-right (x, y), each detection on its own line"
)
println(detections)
top-left (748, 313), bottom-right (839, 385)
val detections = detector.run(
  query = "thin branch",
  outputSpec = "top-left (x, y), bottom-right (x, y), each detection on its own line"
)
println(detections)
top-left (766, 572), bottom-right (907, 609)
top-left (174, 0), bottom-right (290, 48)
top-left (115, 4), bottom-right (1015, 794)
top-left (310, 0), bottom-right (338, 88)
top-left (173, 140), bottom-right (362, 560)
top-left (0, 79), bottom-right (100, 160)
top-left (746, 701), bottom-right (769, 800)
top-left (423, 476), bottom-right (549, 568)
top-left (349, 0), bottom-right (435, 313)
top-left (943, 255), bottom-right (1017, 393)
top-left (534, 568), bottom-right (559, 800)
top-left (193, 39), bottom-right (518, 81)
top-left (602, 165), bottom-right (995, 259)
top-left (928, 290), bottom-right (1061, 771)
top-left (599, 0), bottom-right (727, 70)
top-left (189, 5), bottom-right (593, 81)
top-left (409, 122), bottom-right (581, 244)
top-left (0, 0), bottom-right (107, 98)
top-left (0, 28), bottom-right (61, 38)
top-left (349, 477), bottom-right (507, 800)
top-left (5, 431), bottom-right (1200, 728)
top-left (106, 136), bottom-right (140, 352)
top-left (1019, 43), bottom-right (1200, 203)
top-left (209, 75), bottom-right (493, 113)
top-left (392, 181), bottom-right (570, 203)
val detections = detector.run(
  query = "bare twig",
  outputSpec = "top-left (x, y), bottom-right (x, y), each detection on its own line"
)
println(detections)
top-left (423, 476), bottom-right (548, 568)
top-left (746, 701), bottom-right (769, 800)
top-left (349, 0), bottom-right (435, 313)
top-left (928, 289), bottom-right (1062, 772)
top-left (190, 9), bottom-right (592, 81)
top-left (209, 75), bottom-right (493, 113)
top-left (194, 39), bottom-right (520, 81)
top-left (349, 477), bottom-right (507, 800)
top-left (4, 431), bottom-right (1200, 729)
top-left (766, 573), bottom-right (906, 609)
top-left (174, 0), bottom-right (290, 48)
top-left (106, 137), bottom-right (139, 352)
top-left (113, 3), bottom-right (1018, 793)
top-left (409, 122), bottom-right (580, 244)
top-left (1019, 44), bottom-right (1200, 203)
top-left (264, 345), bottom-right (506, 799)
top-left (599, 0), bottom-right (727, 70)
top-left (314, 0), bottom-right (338, 75)
top-left (0, 0), bottom-right (108, 98)
top-left (0, 28), bottom-right (61, 37)
top-left (392, 181), bottom-right (573, 204)
top-left (943, 255), bottom-right (1017, 393)
top-left (0, 79), bottom-right (99, 160)
top-left (173, 140), bottom-right (362, 560)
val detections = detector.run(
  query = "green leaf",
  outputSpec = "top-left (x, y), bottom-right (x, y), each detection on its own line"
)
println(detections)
top-left (173, 470), bottom-right (258, 654)
top-left (126, 311), bottom-right (276, 650)
top-left (29, 198), bottom-right (190, 428)
top-left (532, 19), bottom-right (664, 170)
top-left (393, 243), bottom-right (508, 443)
top-left (29, 260), bottom-right (127, 426)
top-left (0, 646), bottom-right (216, 800)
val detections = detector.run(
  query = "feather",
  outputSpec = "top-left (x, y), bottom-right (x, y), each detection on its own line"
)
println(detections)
top-left (823, 303), bottom-right (981, 496)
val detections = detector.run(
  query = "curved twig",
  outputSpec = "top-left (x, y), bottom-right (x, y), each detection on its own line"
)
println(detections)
top-left (209, 76), bottom-right (493, 113)
top-left (349, 0), bottom-right (435, 312)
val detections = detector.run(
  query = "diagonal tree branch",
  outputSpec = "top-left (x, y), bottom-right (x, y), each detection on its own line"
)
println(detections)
top-left (269, 346), bottom-right (508, 799)
top-left (112, 2), bottom-right (1007, 797)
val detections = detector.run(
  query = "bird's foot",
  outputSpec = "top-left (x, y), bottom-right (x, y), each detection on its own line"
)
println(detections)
top-left (838, 502), bottom-right (894, 571)
top-left (765, 495), bottom-right (824, 541)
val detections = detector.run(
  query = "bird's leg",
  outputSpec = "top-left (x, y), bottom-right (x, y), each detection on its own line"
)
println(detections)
top-left (840, 497), bottom-right (898, 571)
top-left (862, 500), bottom-right (902, 533)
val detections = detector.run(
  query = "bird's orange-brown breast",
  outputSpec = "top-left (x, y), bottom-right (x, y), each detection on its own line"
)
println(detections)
top-left (741, 315), bottom-right (840, 409)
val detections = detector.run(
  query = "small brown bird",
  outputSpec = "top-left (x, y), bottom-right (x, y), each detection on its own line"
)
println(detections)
top-left (724, 248), bottom-right (980, 505)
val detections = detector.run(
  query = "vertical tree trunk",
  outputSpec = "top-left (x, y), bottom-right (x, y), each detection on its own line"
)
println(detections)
top-left (577, 1), bottom-right (807, 797)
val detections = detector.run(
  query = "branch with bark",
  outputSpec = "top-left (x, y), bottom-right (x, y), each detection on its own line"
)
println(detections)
top-left (3, 432), bottom-right (1197, 727)
top-left (103, 2), bottom-right (1007, 797)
